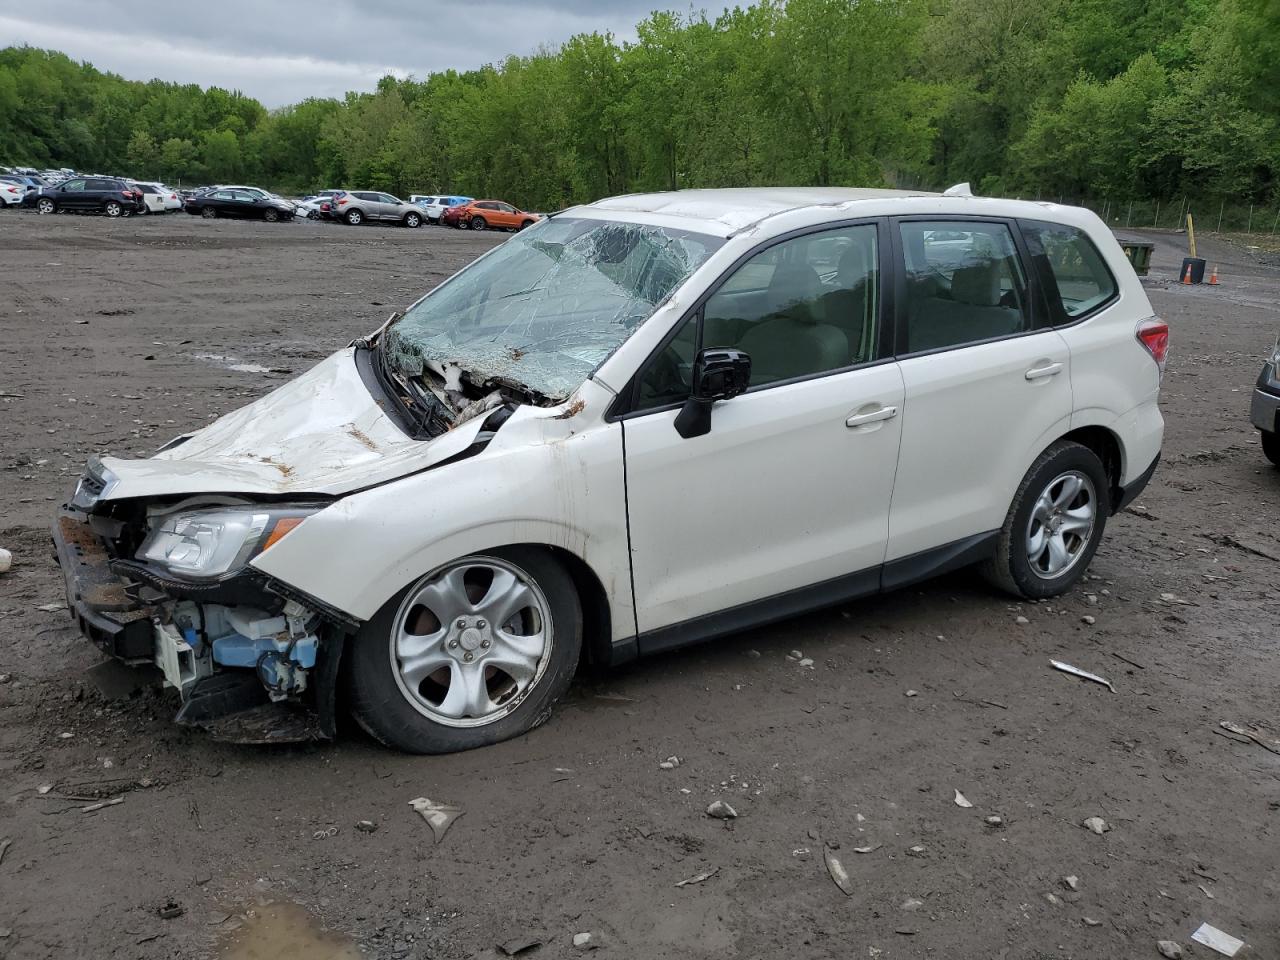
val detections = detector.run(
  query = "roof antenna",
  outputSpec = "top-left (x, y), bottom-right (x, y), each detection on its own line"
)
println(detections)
top-left (942, 182), bottom-right (974, 197)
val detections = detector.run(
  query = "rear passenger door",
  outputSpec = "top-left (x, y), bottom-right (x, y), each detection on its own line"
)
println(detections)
top-left (885, 218), bottom-right (1072, 566)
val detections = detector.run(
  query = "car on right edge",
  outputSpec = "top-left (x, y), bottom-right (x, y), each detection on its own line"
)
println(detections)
top-left (1250, 339), bottom-right (1280, 465)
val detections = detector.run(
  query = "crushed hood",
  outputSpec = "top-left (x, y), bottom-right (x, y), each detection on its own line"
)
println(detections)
top-left (94, 348), bottom-right (485, 500)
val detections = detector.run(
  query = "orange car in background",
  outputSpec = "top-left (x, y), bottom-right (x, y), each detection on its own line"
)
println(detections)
top-left (451, 199), bottom-right (542, 232)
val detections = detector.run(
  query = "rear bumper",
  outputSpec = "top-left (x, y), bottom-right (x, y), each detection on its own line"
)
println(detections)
top-left (51, 509), bottom-right (154, 662)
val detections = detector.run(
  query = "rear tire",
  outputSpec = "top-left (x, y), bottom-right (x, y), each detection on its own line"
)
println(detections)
top-left (1262, 430), bottom-right (1280, 466)
top-left (983, 440), bottom-right (1109, 599)
top-left (345, 209), bottom-right (363, 225)
top-left (104, 201), bottom-right (122, 218)
top-left (347, 546), bottom-right (582, 754)
top-left (307, 210), bottom-right (320, 220)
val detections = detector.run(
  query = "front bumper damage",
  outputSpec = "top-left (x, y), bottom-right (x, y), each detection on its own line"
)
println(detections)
top-left (52, 506), bottom-right (349, 744)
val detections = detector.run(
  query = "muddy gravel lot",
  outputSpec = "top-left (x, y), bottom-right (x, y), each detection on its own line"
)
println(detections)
top-left (1, 211), bottom-right (1278, 960)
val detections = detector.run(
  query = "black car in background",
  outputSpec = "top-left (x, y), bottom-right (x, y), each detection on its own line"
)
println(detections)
top-left (35, 177), bottom-right (144, 217)
top-left (183, 188), bottom-right (294, 222)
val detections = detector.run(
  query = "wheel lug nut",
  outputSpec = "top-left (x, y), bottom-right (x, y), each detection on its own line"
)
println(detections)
top-left (449, 639), bottom-right (459, 648)
top-left (456, 618), bottom-right (467, 628)
top-left (477, 619), bottom-right (486, 629)
top-left (481, 639), bottom-right (490, 649)
top-left (463, 652), bottom-right (473, 662)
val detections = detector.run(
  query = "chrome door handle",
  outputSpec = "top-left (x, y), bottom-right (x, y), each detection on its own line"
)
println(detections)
top-left (1025, 362), bottom-right (1064, 380)
top-left (845, 405), bottom-right (899, 428)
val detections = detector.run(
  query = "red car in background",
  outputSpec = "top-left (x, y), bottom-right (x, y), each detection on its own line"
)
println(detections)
top-left (447, 200), bottom-right (541, 231)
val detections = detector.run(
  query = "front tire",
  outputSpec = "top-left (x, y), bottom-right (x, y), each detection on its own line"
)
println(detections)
top-left (201, 206), bottom-right (217, 219)
top-left (470, 216), bottom-right (486, 231)
top-left (404, 212), bottom-right (422, 228)
top-left (348, 547), bottom-right (582, 754)
top-left (1262, 430), bottom-right (1280, 466)
top-left (263, 208), bottom-right (280, 222)
top-left (983, 441), bottom-right (1109, 599)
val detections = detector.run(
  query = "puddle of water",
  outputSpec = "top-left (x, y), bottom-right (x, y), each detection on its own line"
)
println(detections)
top-left (193, 352), bottom-right (273, 375)
top-left (218, 901), bottom-right (360, 960)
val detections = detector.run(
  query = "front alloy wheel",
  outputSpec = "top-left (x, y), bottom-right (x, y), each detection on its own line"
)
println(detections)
top-left (36, 198), bottom-right (55, 214)
top-left (348, 547), bottom-right (582, 753)
top-left (201, 206), bottom-right (217, 219)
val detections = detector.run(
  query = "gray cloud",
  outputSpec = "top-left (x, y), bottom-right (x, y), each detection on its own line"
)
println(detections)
top-left (0, 1), bottom-right (728, 106)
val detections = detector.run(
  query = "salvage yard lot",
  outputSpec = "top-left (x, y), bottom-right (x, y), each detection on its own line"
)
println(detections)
top-left (1, 212), bottom-right (1278, 959)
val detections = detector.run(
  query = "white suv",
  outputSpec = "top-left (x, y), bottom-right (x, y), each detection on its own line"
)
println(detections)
top-left (55, 187), bottom-right (1165, 753)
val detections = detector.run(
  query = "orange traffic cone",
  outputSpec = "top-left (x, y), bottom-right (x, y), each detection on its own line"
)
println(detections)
top-left (1182, 264), bottom-right (1194, 284)
top-left (1208, 264), bottom-right (1220, 285)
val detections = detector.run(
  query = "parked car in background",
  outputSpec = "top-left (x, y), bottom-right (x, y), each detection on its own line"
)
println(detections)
top-left (52, 187), bottom-right (1164, 754)
top-left (0, 178), bottom-right (27, 207)
top-left (1250, 339), bottom-right (1280, 465)
top-left (421, 195), bottom-right (471, 224)
top-left (184, 188), bottom-right (295, 222)
top-left (131, 182), bottom-right (170, 214)
top-left (36, 177), bottom-right (144, 217)
top-left (331, 191), bottom-right (424, 227)
top-left (440, 203), bottom-right (469, 228)
top-left (451, 199), bottom-right (541, 232)
top-left (293, 197), bottom-right (329, 220)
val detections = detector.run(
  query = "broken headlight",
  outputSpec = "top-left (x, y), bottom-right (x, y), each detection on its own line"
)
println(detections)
top-left (137, 506), bottom-right (316, 580)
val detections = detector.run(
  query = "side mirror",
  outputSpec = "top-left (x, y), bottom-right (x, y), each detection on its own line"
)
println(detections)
top-left (673, 348), bottom-right (751, 439)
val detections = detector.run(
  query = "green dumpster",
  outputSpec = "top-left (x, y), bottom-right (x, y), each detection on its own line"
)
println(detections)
top-left (1116, 237), bottom-right (1154, 276)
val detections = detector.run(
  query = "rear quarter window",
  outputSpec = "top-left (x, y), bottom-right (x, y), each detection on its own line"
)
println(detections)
top-left (1021, 221), bottom-right (1118, 321)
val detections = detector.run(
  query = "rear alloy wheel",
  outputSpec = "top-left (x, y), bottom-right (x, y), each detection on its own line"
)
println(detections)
top-left (348, 547), bottom-right (582, 754)
top-left (263, 208), bottom-right (280, 222)
top-left (307, 210), bottom-right (320, 220)
top-left (470, 216), bottom-right (486, 231)
top-left (983, 440), bottom-right (1109, 599)
top-left (36, 198), bottom-right (55, 215)
top-left (1262, 430), bottom-right (1280, 466)
top-left (345, 209), bottom-right (363, 225)
top-left (104, 200), bottom-right (122, 218)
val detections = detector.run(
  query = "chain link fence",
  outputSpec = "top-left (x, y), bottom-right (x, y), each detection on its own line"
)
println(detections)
top-left (1025, 195), bottom-right (1280, 235)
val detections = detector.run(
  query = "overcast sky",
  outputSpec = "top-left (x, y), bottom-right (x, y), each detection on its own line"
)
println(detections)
top-left (0, 0), bottom-right (728, 107)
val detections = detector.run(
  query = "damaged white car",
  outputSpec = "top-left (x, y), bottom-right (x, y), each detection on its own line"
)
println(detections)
top-left (54, 187), bottom-right (1165, 753)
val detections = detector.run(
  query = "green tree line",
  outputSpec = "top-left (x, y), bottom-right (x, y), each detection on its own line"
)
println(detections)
top-left (2, 0), bottom-right (1277, 209)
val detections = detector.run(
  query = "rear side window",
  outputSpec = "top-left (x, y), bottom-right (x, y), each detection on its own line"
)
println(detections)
top-left (898, 221), bottom-right (1031, 354)
top-left (1020, 222), bottom-right (1117, 320)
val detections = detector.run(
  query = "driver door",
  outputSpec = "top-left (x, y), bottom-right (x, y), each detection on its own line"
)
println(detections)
top-left (620, 221), bottom-right (905, 647)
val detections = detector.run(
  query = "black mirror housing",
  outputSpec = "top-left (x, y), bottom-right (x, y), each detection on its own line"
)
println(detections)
top-left (674, 348), bottom-right (752, 439)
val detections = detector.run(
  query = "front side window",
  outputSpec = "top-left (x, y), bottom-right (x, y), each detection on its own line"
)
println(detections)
top-left (899, 221), bottom-right (1030, 353)
top-left (386, 217), bottom-right (724, 401)
top-left (1021, 221), bottom-right (1117, 319)
top-left (632, 224), bottom-right (880, 409)
top-left (703, 224), bottom-right (879, 387)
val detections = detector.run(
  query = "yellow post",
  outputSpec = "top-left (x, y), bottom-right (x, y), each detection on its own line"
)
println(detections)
top-left (1187, 213), bottom-right (1197, 258)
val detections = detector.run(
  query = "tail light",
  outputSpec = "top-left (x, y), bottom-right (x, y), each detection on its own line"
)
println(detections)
top-left (337, 197), bottom-right (348, 206)
top-left (1136, 318), bottom-right (1169, 372)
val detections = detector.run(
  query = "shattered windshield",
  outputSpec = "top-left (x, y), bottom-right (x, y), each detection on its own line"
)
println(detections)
top-left (385, 217), bottom-right (724, 400)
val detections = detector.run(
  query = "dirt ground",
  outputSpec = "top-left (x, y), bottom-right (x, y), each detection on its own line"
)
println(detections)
top-left (1, 210), bottom-right (1278, 960)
